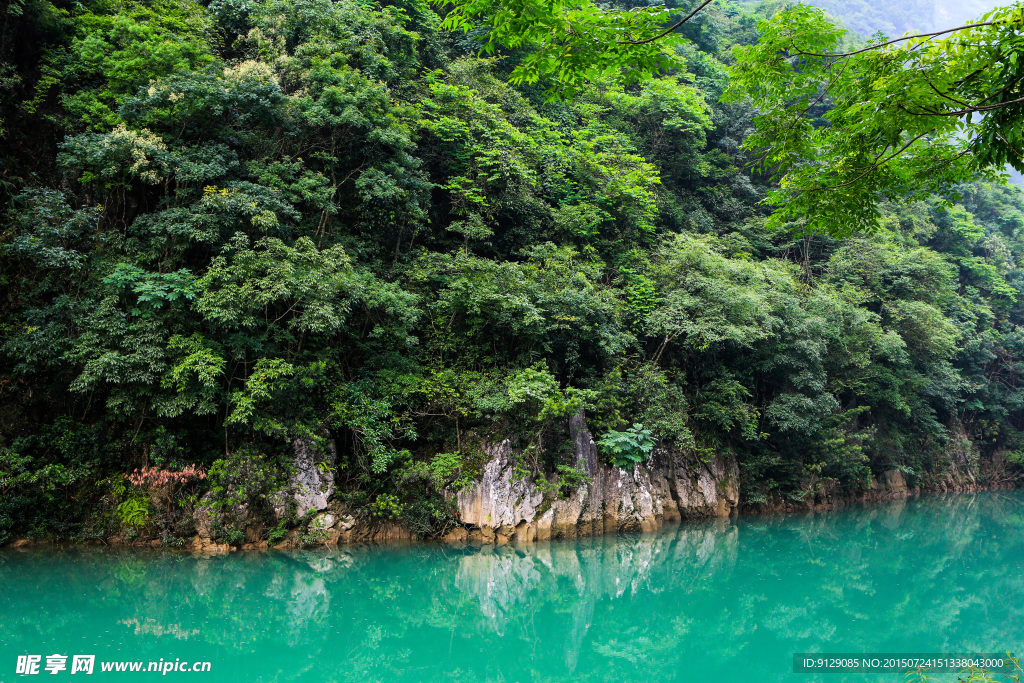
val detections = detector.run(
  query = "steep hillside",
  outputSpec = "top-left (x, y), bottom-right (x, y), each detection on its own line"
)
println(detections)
top-left (0, 0), bottom-right (1021, 545)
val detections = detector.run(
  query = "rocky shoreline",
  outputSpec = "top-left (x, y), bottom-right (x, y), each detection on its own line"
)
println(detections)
top-left (5, 411), bottom-right (1017, 553)
top-left (161, 412), bottom-right (1022, 552)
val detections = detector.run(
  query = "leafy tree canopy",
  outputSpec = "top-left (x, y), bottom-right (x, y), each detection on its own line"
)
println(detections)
top-left (441, 0), bottom-right (1024, 234)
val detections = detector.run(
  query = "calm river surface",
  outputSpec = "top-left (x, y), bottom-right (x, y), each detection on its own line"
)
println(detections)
top-left (1, 490), bottom-right (1022, 682)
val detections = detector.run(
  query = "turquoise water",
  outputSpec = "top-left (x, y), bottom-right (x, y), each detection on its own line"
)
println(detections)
top-left (2, 491), bottom-right (1023, 682)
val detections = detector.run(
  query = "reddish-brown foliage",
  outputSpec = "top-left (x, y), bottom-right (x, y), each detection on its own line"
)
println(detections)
top-left (126, 465), bottom-right (207, 488)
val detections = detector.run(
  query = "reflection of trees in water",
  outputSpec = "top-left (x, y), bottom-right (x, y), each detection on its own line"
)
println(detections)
top-left (0, 492), bottom-right (1022, 682)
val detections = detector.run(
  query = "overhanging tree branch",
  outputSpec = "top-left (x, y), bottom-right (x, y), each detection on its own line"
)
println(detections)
top-left (789, 21), bottom-right (1001, 59)
top-left (900, 94), bottom-right (1024, 117)
top-left (619, 0), bottom-right (714, 45)
top-left (803, 129), bottom-right (933, 194)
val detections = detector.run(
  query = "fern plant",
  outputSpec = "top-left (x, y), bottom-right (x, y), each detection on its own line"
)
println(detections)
top-left (116, 497), bottom-right (150, 528)
top-left (597, 423), bottom-right (655, 470)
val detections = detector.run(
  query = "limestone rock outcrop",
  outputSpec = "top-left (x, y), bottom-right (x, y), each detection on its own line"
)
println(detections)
top-left (455, 410), bottom-right (741, 543)
top-left (456, 439), bottom-right (544, 532)
top-left (280, 436), bottom-right (336, 518)
top-left (186, 411), bottom-right (957, 551)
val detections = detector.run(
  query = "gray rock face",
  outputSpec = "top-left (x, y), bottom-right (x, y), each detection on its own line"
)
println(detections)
top-left (459, 410), bottom-right (741, 543)
top-left (657, 445), bottom-right (741, 519)
top-left (273, 436), bottom-right (336, 519)
top-left (456, 439), bottom-right (544, 531)
top-left (881, 469), bottom-right (908, 493)
top-left (191, 413), bottom-right (743, 548)
top-left (292, 436), bottom-right (335, 517)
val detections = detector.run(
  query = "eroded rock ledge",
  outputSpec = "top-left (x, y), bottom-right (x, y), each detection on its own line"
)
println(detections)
top-left (179, 411), bottom-right (1010, 551)
top-left (451, 411), bottom-right (739, 545)
top-left (185, 410), bottom-right (742, 550)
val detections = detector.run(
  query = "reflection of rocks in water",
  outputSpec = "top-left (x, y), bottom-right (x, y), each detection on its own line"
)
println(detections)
top-left (762, 601), bottom-right (837, 642)
top-left (119, 617), bottom-right (200, 640)
top-left (286, 575), bottom-right (329, 641)
top-left (259, 553), bottom-right (340, 644)
top-left (454, 548), bottom-right (543, 635)
top-left (453, 520), bottom-right (740, 642)
top-left (668, 519), bottom-right (739, 584)
top-left (879, 496), bottom-right (908, 531)
top-left (564, 595), bottom-right (594, 672)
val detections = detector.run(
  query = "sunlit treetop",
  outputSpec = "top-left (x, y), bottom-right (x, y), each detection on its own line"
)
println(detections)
top-left (726, 2), bottom-right (1024, 236)
top-left (440, 0), bottom-right (1024, 236)
top-left (439, 0), bottom-right (714, 98)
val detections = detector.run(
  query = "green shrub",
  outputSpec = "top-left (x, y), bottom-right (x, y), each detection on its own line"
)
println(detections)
top-left (267, 523), bottom-right (288, 547)
top-left (115, 497), bottom-right (150, 528)
top-left (367, 493), bottom-right (403, 520)
top-left (555, 464), bottom-right (591, 497)
top-left (207, 446), bottom-right (288, 517)
top-left (300, 523), bottom-right (329, 546)
top-left (597, 424), bottom-right (655, 470)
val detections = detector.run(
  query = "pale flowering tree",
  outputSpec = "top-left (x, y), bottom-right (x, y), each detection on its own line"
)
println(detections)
top-left (125, 465), bottom-right (207, 522)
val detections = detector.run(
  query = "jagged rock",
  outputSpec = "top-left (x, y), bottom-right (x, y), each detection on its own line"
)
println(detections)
top-left (291, 436), bottom-right (336, 517)
top-left (331, 519), bottom-right (415, 544)
top-left (662, 447), bottom-right (741, 518)
top-left (311, 513), bottom-right (335, 531)
top-left (600, 464), bottom-right (661, 533)
top-left (456, 409), bottom-right (740, 543)
top-left (512, 521), bottom-right (535, 544)
top-left (240, 541), bottom-right (268, 550)
top-left (193, 492), bottom-right (218, 540)
top-left (535, 508), bottom-right (555, 541)
top-left (189, 535), bottom-right (231, 553)
top-left (272, 435), bottom-right (336, 519)
top-left (185, 410), bottom-right (743, 549)
top-left (882, 469), bottom-right (908, 493)
top-left (273, 528), bottom-right (302, 549)
top-left (456, 439), bottom-right (544, 529)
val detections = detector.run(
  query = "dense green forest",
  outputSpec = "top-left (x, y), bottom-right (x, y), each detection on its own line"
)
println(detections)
top-left (1, 0), bottom-right (1023, 544)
